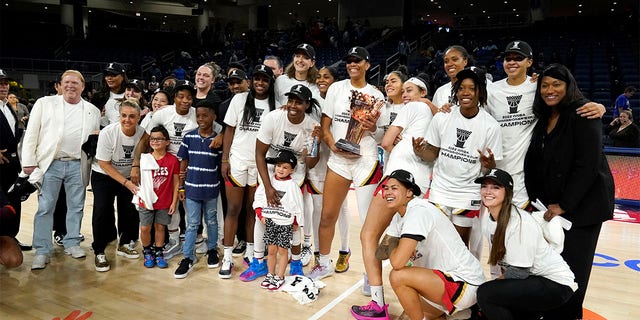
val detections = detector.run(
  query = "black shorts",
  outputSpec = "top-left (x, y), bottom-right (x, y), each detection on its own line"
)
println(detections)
top-left (264, 218), bottom-right (293, 248)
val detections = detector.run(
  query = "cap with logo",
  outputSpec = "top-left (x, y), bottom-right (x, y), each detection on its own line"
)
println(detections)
top-left (104, 62), bottom-right (126, 75)
top-left (266, 149), bottom-right (297, 169)
top-left (284, 84), bottom-right (312, 102)
top-left (125, 79), bottom-right (145, 92)
top-left (173, 80), bottom-right (196, 96)
top-left (227, 69), bottom-right (248, 82)
top-left (474, 168), bottom-right (514, 189)
top-left (343, 46), bottom-right (370, 62)
top-left (253, 64), bottom-right (275, 80)
top-left (294, 43), bottom-right (316, 60)
top-left (388, 169), bottom-right (421, 196)
top-left (504, 41), bottom-right (533, 59)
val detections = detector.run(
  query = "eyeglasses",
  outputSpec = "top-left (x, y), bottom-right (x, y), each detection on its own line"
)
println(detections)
top-left (504, 55), bottom-right (526, 62)
top-left (150, 138), bottom-right (168, 142)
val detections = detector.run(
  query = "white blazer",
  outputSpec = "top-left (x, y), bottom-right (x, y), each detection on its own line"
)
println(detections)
top-left (21, 95), bottom-right (101, 187)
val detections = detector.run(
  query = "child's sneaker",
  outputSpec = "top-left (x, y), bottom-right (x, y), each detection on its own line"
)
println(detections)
top-left (300, 243), bottom-right (313, 266)
top-left (174, 258), bottom-right (195, 279)
top-left (143, 249), bottom-right (155, 268)
top-left (239, 258), bottom-right (268, 282)
top-left (308, 261), bottom-right (334, 280)
top-left (155, 252), bottom-right (168, 269)
top-left (350, 301), bottom-right (390, 320)
top-left (207, 249), bottom-right (220, 268)
top-left (218, 256), bottom-right (234, 279)
top-left (268, 275), bottom-right (285, 291)
top-left (335, 250), bottom-right (351, 273)
top-left (260, 273), bottom-right (274, 289)
top-left (289, 259), bottom-right (304, 276)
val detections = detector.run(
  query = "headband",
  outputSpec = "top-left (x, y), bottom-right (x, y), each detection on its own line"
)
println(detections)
top-left (405, 77), bottom-right (427, 91)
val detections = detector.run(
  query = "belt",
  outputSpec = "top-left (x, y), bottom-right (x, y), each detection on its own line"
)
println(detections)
top-left (56, 157), bottom-right (80, 162)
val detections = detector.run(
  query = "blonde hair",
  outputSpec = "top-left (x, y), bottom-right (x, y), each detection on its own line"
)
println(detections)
top-left (61, 70), bottom-right (85, 84)
top-left (119, 98), bottom-right (141, 113)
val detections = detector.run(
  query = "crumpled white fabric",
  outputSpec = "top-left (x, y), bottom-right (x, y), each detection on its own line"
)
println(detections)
top-left (530, 200), bottom-right (572, 253)
top-left (281, 275), bottom-right (325, 305)
top-left (25, 168), bottom-right (44, 190)
top-left (132, 153), bottom-right (159, 210)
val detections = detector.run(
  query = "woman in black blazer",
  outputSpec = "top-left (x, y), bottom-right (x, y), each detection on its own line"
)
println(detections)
top-left (524, 64), bottom-right (614, 320)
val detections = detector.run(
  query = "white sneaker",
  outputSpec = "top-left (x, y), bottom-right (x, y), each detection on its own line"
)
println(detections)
top-left (300, 243), bottom-right (313, 266)
top-left (64, 246), bottom-right (86, 259)
top-left (218, 256), bottom-right (234, 279)
top-left (163, 238), bottom-right (182, 260)
top-left (31, 255), bottom-right (50, 270)
top-left (308, 261), bottom-right (334, 280)
top-left (195, 237), bottom-right (208, 254)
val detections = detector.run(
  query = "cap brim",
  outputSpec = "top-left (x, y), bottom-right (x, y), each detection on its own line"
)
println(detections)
top-left (474, 176), bottom-right (503, 186)
top-left (284, 92), bottom-right (309, 101)
top-left (104, 70), bottom-right (122, 75)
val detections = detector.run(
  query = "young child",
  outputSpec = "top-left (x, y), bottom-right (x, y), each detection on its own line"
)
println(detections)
top-left (174, 101), bottom-right (221, 279)
top-left (254, 150), bottom-right (304, 290)
top-left (135, 126), bottom-right (180, 268)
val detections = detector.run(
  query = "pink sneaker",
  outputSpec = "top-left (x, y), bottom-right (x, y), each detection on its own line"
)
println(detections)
top-left (350, 300), bottom-right (390, 320)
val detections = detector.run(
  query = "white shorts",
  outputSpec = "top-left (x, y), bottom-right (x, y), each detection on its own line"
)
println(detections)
top-left (227, 155), bottom-right (258, 187)
top-left (431, 203), bottom-right (479, 228)
top-left (327, 155), bottom-right (382, 187)
top-left (424, 270), bottom-right (478, 315)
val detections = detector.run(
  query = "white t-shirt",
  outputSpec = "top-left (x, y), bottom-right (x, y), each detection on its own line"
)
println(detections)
top-left (224, 92), bottom-right (271, 162)
top-left (388, 198), bottom-right (486, 286)
top-left (56, 100), bottom-right (84, 160)
top-left (275, 76), bottom-right (321, 106)
top-left (146, 105), bottom-right (197, 156)
top-left (93, 122), bottom-right (146, 177)
top-left (253, 177), bottom-right (304, 226)
top-left (486, 77), bottom-right (537, 207)
top-left (322, 79), bottom-right (386, 159)
top-left (482, 206), bottom-right (578, 291)
top-left (103, 92), bottom-right (125, 126)
top-left (426, 106), bottom-right (503, 210)
top-left (307, 96), bottom-right (330, 182)
top-left (0, 101), bottom-right (16, 135)
top-left (257, 109), bottom-right (318, 185)
top-left (384, 101), bottom-right (433, 192)
top-left (432, 82), bottom-right (453, 109)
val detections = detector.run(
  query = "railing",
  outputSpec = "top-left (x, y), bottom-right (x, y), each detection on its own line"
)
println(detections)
top-left (0, 57), bottom-right (109, 74)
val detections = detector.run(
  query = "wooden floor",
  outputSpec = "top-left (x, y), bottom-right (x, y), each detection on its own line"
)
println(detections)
top-left (2, 191), bottom-right (639, 320)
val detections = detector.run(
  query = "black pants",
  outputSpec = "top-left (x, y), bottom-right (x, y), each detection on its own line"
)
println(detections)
top-left (543, 223), bottom-right (603, 320)
top-left (0, 160), bottom-right (21, 238)
top-left (90, 171), bottom-right (139, 254)
top-left (477, 276), bottom-right (574, 320)
top-left (53, 188), bottom-right (67, 236)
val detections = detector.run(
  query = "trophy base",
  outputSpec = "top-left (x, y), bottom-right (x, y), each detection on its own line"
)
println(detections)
top-left (335, 139), bottom-right (361, 155)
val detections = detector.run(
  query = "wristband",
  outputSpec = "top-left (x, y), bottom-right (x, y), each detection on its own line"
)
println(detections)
top-left (221, 159), bottom-right (229, 163)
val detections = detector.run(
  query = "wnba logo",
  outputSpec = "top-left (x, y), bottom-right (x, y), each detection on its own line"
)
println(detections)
top-left (507, 95), bottom-right (522, 114)
top-left (456, 128), bottom-right (472, 148)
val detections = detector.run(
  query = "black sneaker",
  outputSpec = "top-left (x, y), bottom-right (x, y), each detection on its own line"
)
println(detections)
top-left (174, 258), bottom-right (195, 279)
top-left (54, 233), bottom-right (65, 246)
top-left (232, 240), bottom-right (246, 256)
top-left (207, 249), bottom-right (220, 268)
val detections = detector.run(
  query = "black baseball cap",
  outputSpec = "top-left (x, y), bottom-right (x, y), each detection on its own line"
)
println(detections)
top-left (125, 79), bottom-right (144, 92)
top-left (0, 69), bottom-right (12, 81)
top-left (173, 80), bottom-right (196, 96)
top-left (284, 84), bottom-right (312, 101)
top-left (253, 64), bottom-right (275, 80)
top-left (343, 46), bottom-right (370, 62)
top-left (227, 69), bottom-right (248, 82)
top-left (474, 168), bottom-right (514, 189)
top-left (388, 170), bottom-right (421, 196)
top-left (104, 62), bottom-right (126, 75)
top-left (295, 43), bottom-right (316, 60)
top-left (504, 41), bottom-right (533, 59)
top-left (266, 149), bottom-right (297, 169)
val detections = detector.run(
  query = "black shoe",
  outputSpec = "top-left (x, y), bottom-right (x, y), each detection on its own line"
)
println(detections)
top-left (207, 249), bottom-right (220, 268)
top-left (174, 258), bottom-right (195, 279)
top-left (16, 239), bottom-right (32, 251)
top-left (232, 240), bottom-right (246, 256)
top-left (54, 233), bottom-right (65, 246)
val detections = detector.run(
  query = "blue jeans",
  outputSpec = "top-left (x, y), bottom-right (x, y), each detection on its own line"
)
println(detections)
top-left (33, 160), bottom-right (86, 255)
top-left (183, 198), bottom-right (218, 261)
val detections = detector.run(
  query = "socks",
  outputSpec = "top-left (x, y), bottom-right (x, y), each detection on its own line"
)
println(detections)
top-left (319, 254), bottom-right (331, 267)
top-left (371, 286), bottom-right (385, 306)
top-left (292, 253), bottom-right (301, 260)
top-left (245, 242), bottom-right (254, 259)
top-left (223, 246), bottom-right (233, 260)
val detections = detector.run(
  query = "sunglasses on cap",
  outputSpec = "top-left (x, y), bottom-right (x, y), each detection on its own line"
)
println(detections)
top-left (504, 55), bottom-right (526, 62)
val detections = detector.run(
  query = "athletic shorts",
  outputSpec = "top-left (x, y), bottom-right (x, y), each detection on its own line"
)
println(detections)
top-left (264, 218), bottom-right (293, 248)
top-left (226, 155), bottom-right (258, 187)
top-left (431, 202), bottom-right (479, 228)
top-left (423, 270), bottom-right (478, 315)
top-left (305, 179), bottom-right (324, 195)
top-left (327, 155), bottom-right (382, 187)
top-left (138, 208), bottom-right (171, 226)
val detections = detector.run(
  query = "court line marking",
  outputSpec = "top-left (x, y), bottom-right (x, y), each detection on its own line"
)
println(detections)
top-left (308, 260), bottom-right (391, 320)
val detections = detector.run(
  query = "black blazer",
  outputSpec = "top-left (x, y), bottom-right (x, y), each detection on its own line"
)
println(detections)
top-left (0, 102), bottom-right (21, 156)
top-left (524, 109), bottom-right (615, 227)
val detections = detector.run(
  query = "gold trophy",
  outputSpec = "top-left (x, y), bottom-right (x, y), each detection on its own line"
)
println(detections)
top-left (335, 90), bottom-right (385, 155)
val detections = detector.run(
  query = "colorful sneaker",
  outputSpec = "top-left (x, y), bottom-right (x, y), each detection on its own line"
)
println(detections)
top-left (362, 273), bottom-right (371, 296)
top-left (143, 250), bottom-right (155, 268)
top-left (195, 237), bottom-right (208, 254)
top-left (218, 256), bottom-right (234, 279)
top-left (207, 249), bottom-right (220, 268)
top-left (239, 258), bottom-right (268, 282)
top-left (308, 261), bottom-right (334, 280)
top-left (335, 250), bottom-right (351, 273)
top-left (232, 240), bottom-right (247, 257)
top-left (260, 273), bottom-right (274, 289)
top-left (350, 301), bottom-right (390, 320)
top-left (174, 258), bottom-right (195, 279)
top-left (155, 252), bottom-right (168, 269)
top-left (300, 243), bottom-right (313, 266)
top-left (95, 254), bottom-right (110, 272)
top-left (163, 238), bottom-right (182, 260)
top-left (268, 275), bottom-right (285, 291)
top-left (289, 259), bottom-right (304, 276)
top-left (117, 244), bottom-right (139, 259)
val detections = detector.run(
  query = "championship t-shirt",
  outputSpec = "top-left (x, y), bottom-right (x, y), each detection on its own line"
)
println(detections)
top-left (432, 82), bottom-right (453, 109)
top-left (274, 76), bottom-right (321, 106)
top-left (93, 122), bottom-right (145, 177)
top-left (146, 106), bottom-right (197, 156)
top-left (151, 153), bottom-right (180, 209)
top-left (223, 92), bottom-right (271, 162)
